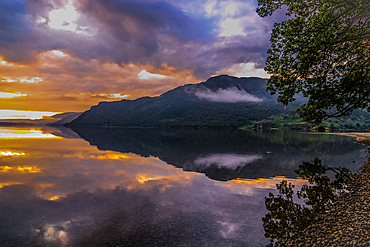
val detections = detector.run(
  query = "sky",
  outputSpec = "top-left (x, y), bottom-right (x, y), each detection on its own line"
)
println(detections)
top-left (0, 0), bottom-right (287, 117)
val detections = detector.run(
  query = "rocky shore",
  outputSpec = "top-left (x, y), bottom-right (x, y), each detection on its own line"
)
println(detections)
top-left (288, 133), bottom-right (370, 246)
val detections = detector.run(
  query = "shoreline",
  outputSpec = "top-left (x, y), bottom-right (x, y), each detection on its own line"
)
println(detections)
top-left (333, 132), bottom-right (370, 146)
top-left (289, 132), bottom-right (370, 246)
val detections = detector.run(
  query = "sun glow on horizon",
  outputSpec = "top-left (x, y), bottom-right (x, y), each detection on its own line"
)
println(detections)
top-left (0, 151), bottom-right (26, 157)
top-left (0, 92), bottom-right (28, 98)
top-left (0, 110), bottom-right (60, 120)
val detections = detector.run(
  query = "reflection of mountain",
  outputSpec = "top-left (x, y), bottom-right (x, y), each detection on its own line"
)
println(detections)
top-left (70, 127), bottom-right (367, 181)
top-left (67, 75), bottom-right (304, 128)
top-left (51, 126), bottom-right (82, 139)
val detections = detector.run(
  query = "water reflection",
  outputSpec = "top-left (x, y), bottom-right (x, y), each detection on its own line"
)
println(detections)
top-left (70, 127), bottom-right (367, 180)
top-left (0, 127), bottom-right (61, 139)
top-left (263, 159), bottom-right (353, 246)
top-left (0, 151), bottom-right (26, 156)
top-left (0, 126), bottom-right (366, 246)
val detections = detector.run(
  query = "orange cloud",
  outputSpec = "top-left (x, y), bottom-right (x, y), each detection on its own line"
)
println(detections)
top-left (0, 53), bottom-right (199, 112)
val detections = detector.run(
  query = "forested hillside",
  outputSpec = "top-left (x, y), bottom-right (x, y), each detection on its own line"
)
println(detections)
top-left (67, 75), bottom-right (302, 128)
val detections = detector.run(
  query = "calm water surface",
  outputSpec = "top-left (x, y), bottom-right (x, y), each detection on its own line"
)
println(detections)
top-left (0, 126), bottom-right (367, 246)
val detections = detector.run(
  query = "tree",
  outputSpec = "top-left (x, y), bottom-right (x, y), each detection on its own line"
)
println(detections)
top-left (257, 0), bottom-right (370, 123)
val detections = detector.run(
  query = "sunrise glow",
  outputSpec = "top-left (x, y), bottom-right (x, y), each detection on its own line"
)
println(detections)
top-left (0, 92), bottom-right (28, 98)
top-left (0, 0), bottom-right (284, 115)
top-left (138, 70), bottom-right (168, 80)
top-left (91, 153), bottom-right (130, 160)
top-left (0, 151), bottom-right (26, 157)
top-left (0, 110), bottom-right (60, 120)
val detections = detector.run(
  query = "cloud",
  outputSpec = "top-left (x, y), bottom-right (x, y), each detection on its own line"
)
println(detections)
top-left (2, 76), bottom-right (42, 83)
top-left (47, 0), bottom-right (79, 32)
top-left (138, 70), bottom-right (168, 80)
top-left (0, 0), bottom-right (291, 112)
top-left (219, 18), bottom-right (244, 37)
top-left (0, 50), bottom-right (198, 111)
top-left (0, 0), bottom-right (284, 73)
top-left (194, 87), bottom-right (263, 103)
top-left (194, 154), bottom-right (263, 169)
top-left (0, 109), bottom-right (59, 119)
top-left (0, 0), bottom-right (34, 39)
top-left (217, 62), bottom-right (270, 78)
top-left (0, 92), bottom-right (27, 98)
top-left (92, 93), bottom-right (129, 99)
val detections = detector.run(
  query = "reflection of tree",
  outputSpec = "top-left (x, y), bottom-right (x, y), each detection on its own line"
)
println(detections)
top-left (263, 158), bottom-right (353, 246)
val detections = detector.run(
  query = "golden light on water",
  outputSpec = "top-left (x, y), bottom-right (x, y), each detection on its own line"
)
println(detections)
top-left (17, 166), bottom-right (41, 173)
top-left (0, 151), bottom-right (26, 156)
top-left (232, 176), bottom-right (307, 186)
top-left (0, 129), bottom-right (60, 139)
top-left (0, 128), bottom-right (312, 205)
top-left (0, 166), bottom-right (14, 172)
top-left (0, 182), bottom-right (22, 188)
top-left (218, 176), bottom-right (309, 195)
top-left (0, 166), bottom-right (41, 173)
top-left (137, 175), bottom-right (155, 183)
top-left (49, 195), bottom-right (61, 201)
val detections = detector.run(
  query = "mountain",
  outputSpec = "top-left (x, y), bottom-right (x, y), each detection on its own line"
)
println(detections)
top-left (48, 112), bottom-right (81, 126)
top-left (67, 75), bottom-right (303, 128)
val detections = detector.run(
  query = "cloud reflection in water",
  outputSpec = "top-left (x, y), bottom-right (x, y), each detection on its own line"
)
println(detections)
top-left (0, 127), bottom-right (61, 139)
top-left (0, 127), bottom-right (365, 246)
top-left (194, 153), bottom-right (263, 169)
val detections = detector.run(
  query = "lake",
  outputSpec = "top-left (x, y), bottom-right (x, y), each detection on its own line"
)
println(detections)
top-left (0, 126), bottom-right (367, 246)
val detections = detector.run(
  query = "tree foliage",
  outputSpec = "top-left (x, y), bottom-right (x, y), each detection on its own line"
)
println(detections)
top-left (257, 0), bottom-right (370, 123)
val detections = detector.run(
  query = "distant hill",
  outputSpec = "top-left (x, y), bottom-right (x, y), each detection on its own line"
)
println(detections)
top-left (67, 75), bottom-right (303, 128)
top-left (48, 112), bottom-right (81, 126)
top-left (0, 122), bottom-right (34, 127)
top-left (0, 112), bottom-right (81, 126)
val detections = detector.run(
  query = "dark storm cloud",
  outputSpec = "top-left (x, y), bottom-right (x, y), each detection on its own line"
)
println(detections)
top-left (69, 0), bottom-right (218, 67)
top-left (0, 0), bottom-right (34, 39)
top-left (80, 0), bottom-right (216, 42)
top-left (0, 0), bottom-right (37, 62)
top-left (192, 44), bottom-right (271, 77)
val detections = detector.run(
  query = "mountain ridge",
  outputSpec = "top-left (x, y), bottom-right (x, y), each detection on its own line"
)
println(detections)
top-left (66, 75), bottom-right (300, 128)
